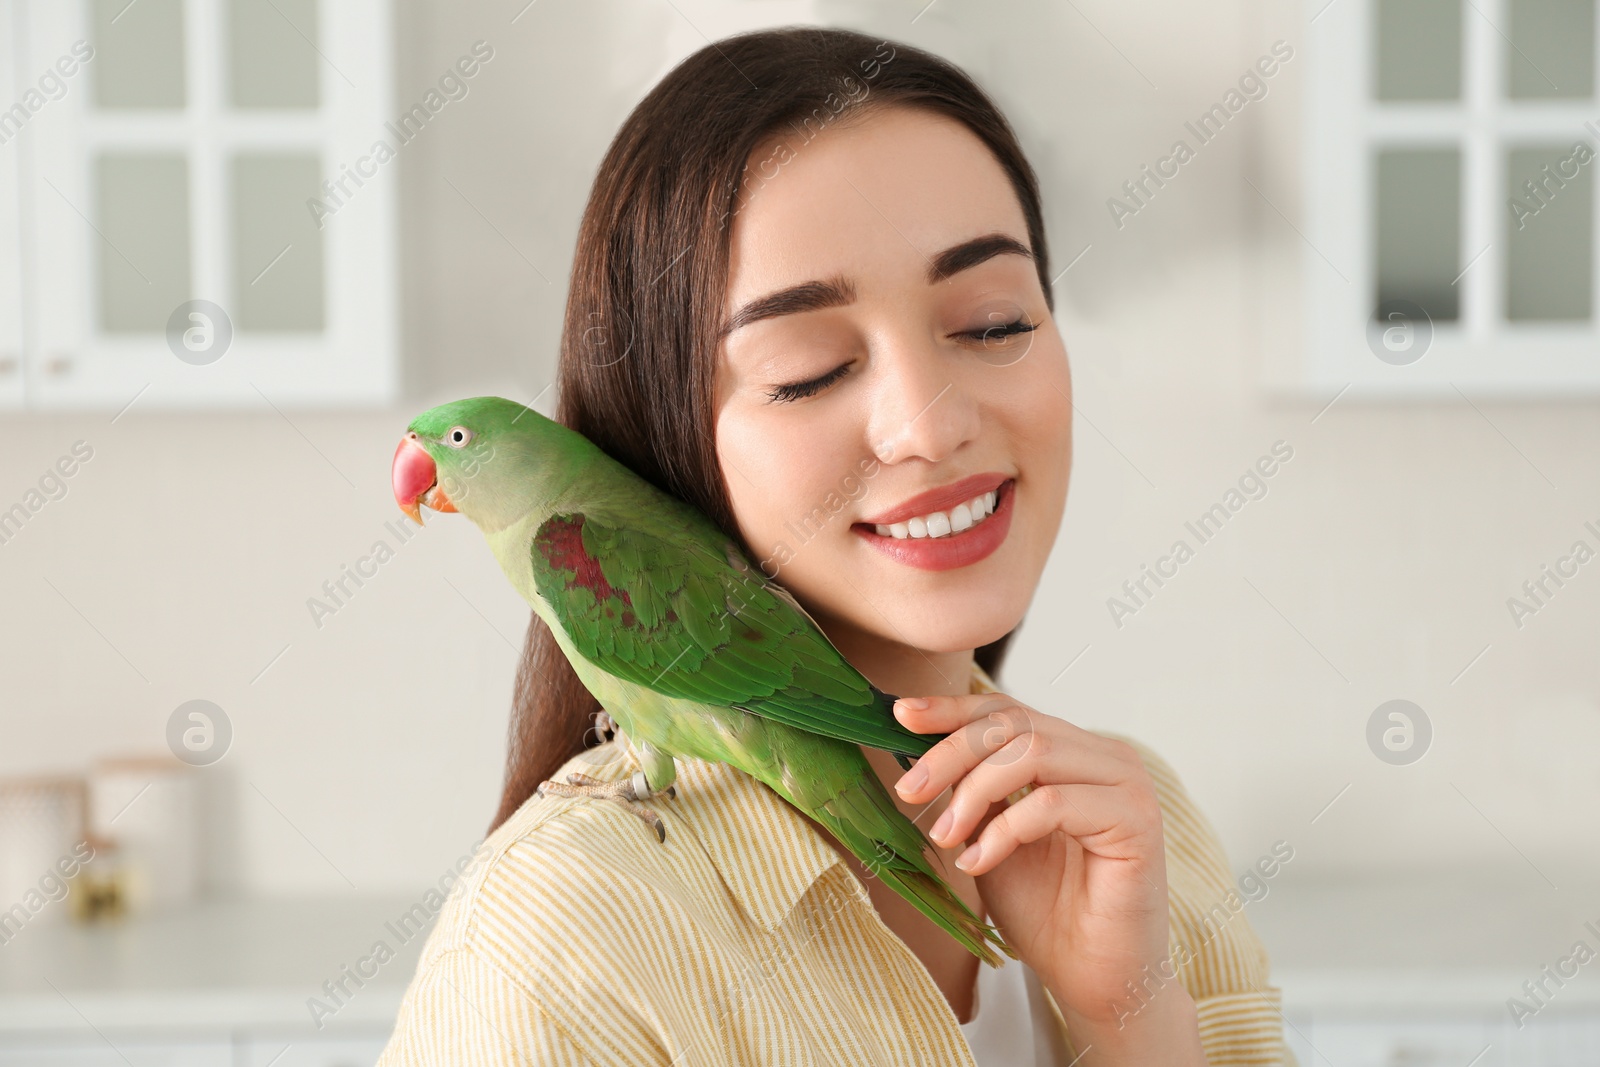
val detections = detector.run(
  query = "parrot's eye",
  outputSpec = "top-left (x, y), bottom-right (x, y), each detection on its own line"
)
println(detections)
top-left (445, 426), bottom-right (473, 448)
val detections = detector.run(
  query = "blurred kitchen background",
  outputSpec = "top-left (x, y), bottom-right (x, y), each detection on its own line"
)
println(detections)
top-left (2, 0), bottom-right (1598, 1063)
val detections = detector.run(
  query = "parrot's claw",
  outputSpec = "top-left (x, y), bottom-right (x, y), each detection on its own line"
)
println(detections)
top-left (535, 770), bottom-right (675, 843)
top-left (563, 770), bottom-right (675, 801)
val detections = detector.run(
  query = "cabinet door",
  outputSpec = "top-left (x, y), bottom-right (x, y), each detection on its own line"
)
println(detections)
top-left (17, 0), bottom-right (397, 410)
top-left (1300, 0), bottom-right (1600, 397)
top-left (0, 1037), bottom-right (232, 1065)
top-left (241, 1035), bottom-right (393, 1067)
top-left (1303, 1009), bottom-right (1600, 1065)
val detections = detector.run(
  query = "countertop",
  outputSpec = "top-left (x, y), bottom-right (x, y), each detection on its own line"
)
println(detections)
top-left (3, 874), bottom-right (1597, 1038)
top-left (1249, 872), bottom-right (1600, 1013)
top-left (0, 897), bottom-right (422, 1036)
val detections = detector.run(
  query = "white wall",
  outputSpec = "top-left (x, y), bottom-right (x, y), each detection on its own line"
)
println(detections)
top-left (4, 0), bottom-right (1596, 898)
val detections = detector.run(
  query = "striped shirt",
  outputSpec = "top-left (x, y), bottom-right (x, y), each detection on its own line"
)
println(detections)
top-left (377, 662), bottom-right (1296, 1065)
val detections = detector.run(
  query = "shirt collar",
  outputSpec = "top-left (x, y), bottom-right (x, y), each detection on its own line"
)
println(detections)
top-left (971, 660), bottom-right (999, 695)
top-left (617, 659), bottom-right (997, 934)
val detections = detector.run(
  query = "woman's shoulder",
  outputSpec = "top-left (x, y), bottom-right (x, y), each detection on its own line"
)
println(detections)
top-left (1090, 732), bottom-right (1232, 866)
top-left (1085, 729), bottom-right (1255, 909)
top-left (379, 739), bottom-right (680, 1066)
top-left (1089, 730), bottom-right (1297, 1062)
top-left (419, 738), bottom-right (664, 963)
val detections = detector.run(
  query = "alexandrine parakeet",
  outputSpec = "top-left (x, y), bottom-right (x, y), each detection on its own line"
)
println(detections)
top-left (392, 396), bottom-right (1015, 966)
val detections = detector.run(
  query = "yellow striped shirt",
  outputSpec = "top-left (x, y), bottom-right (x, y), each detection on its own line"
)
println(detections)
top-left (377, 663), bottom-right (1296, 1065)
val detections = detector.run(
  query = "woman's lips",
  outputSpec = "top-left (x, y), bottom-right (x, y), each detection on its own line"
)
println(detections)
top-left (851, 478), bottom-right (1015, 572)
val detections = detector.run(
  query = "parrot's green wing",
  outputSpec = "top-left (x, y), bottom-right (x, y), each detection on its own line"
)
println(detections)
top-left (529, 509), bottom-right (939, 761)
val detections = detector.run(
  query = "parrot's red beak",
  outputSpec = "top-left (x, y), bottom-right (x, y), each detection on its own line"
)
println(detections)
top-left (393, 434), bottom-right (458, 525)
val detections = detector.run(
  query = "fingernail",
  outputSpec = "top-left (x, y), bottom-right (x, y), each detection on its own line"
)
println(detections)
top-left (896, 697), bottom-right (929, 713)
top-left (955, 843), bottom-right (981, 871)
top-left (897, 764), bottom-right (928, 795)
top-left (931, 808), bottom-right (953, 842)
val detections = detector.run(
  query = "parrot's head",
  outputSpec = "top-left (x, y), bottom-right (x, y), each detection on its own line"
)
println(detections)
top-left (393, 396), bottom-right (579, 533)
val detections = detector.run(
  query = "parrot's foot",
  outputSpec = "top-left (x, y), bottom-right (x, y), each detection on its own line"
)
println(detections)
top-left (564, 770), bottom-right (677, 801)
top-left (536, 770), bottom-right (677, 843)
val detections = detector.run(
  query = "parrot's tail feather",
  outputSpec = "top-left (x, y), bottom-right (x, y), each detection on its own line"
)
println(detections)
top-left (873, 864), bottom-right (1015, 968)
top-left (868, 683), bottom-right (900, 709)
top-left (812, 771), bottom-right (1018, 968)
top-left (868, 683), bottom-right (942, 761)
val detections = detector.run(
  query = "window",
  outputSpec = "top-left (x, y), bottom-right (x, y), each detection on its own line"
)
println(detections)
top-left (1, 0), bottom-right (397, 410)
top-left (1303, 0), bottom-right (1598, 394)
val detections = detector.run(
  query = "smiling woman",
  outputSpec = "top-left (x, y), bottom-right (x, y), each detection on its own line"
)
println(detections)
top-left (378, 25), bottom-right (1294, 1067)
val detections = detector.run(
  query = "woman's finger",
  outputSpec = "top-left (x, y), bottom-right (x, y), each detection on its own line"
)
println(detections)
top-left (895, 693), bottom-right (1138, 760)
top-left (929, 733), bottom-right (1056, 848)
top-left (895, 701), bottom-right (1133, 803)
top-left (953, 782), bottom-right (1160, 875)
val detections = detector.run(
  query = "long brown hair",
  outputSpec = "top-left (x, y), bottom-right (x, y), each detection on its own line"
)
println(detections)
top-left (489, 26), bottom-right (1054, 835)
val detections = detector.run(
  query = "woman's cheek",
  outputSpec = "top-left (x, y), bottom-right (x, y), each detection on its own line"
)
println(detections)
top-left (720, 423), bottom-right (843, 574)
top-left (718, 417), bottom-right (788, 561)
top-left (1020, 344), bottom-right (1071, 446)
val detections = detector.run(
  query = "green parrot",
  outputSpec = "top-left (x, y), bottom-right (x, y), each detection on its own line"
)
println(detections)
top-left (392, 396), bottom-right (1015, 967)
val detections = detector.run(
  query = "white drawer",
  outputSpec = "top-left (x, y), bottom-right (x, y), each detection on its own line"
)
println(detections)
top-left (240, 1036), bottom-right (392, 1067)
top-left (0, 1038), bottom-right (232, 1066)
top-left (1292, 1010), bottom-right (1600, 1067)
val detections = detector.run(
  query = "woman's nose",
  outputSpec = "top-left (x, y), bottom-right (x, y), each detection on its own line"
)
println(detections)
top-left (868, 340), bottom-right (980, 465)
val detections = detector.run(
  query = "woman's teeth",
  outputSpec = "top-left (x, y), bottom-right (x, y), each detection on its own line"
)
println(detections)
top-left (872, 489), bottom-right (999, 540)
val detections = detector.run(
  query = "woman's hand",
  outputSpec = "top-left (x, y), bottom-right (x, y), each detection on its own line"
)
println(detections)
top-left (892, 691), bottom-right (1206, 1064)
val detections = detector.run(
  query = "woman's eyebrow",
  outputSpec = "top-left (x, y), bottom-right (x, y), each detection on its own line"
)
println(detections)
top-left (717, 232), bottom-right (1033, 339)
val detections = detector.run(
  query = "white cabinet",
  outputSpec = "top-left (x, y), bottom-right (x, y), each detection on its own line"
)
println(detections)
top-left (1280, 1010), bottom-right (1600, 1066)
top-left (0, 900), bottom-right (413, 1067)
top-left (1299, 0), bottom-right (1600, 397)
top-left (240, 1036), bottom-right (392, 1067)
top-left (0, 1034), bottom-right (393, 1067)
top-left (1, 0), bottom-right (398, 410)
top-left (0, 1038), bottom-right (232, 1065)
top-left (1297, 1014), bottom-right (1502, 1066)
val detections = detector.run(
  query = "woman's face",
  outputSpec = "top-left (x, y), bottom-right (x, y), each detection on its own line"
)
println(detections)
top-left (712, 104), bottom-right (1072, 662)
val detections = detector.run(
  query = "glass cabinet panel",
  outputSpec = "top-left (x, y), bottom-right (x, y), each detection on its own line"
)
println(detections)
top-left (231, 153), bottom-right (325, 330)
top-left (1374, 0), bottom-right (1463, 100)
top-left (91, 0), bottom-right (186, 109)
top-left (94, 153), bottom-right (191, 331)
top-left (1504, 143), bottom-right (1593, 319)
top-left (1506, 0), bottom-right (1595, 99)
top-left (1373, 146), bottom-right (1462, 320)
top-left (229, 0), bottom-right (320, 109)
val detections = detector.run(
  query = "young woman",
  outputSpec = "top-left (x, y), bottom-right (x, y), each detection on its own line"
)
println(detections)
top-left (379, 26), bottom-right (1294, 1066)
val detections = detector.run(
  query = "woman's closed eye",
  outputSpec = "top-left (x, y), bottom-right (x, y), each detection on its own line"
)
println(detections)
top-left (964, 315), bottom-right (1038, 345)
top-left (762, 317), bottom-right (1040, 404)
top-left (766, 362), bottom-right (851, 404)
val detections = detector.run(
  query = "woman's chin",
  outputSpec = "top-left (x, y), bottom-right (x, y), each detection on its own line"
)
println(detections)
top-left (899, 615), bottom-right (1021, 656)
top-left (783, 540), bottom-right (1036, 657)
top-left (859, 589), bottom-right (1027, 657)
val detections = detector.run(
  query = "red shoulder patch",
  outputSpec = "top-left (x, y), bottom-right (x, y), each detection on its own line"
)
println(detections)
top-left (536, 515), bottom-right (633, 607)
